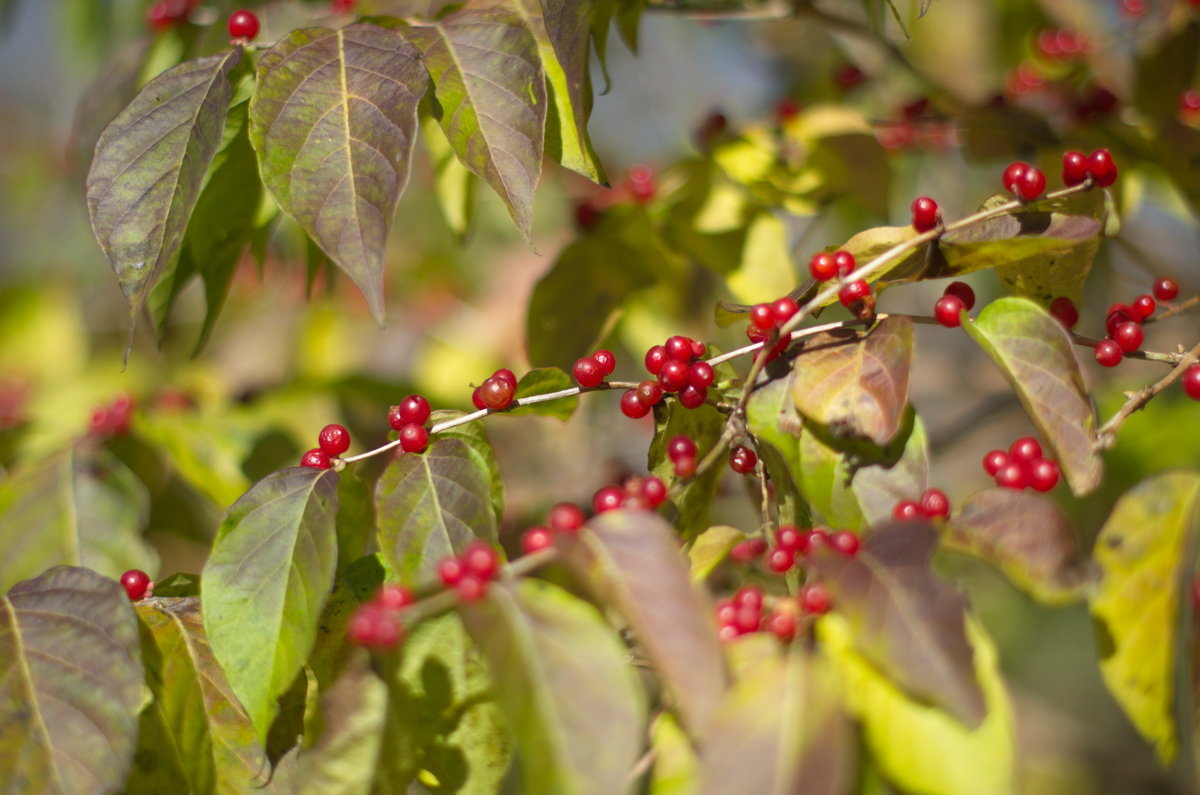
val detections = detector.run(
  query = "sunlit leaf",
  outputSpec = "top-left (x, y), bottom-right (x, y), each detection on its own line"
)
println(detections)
top-left (649, 713), bottom-right (698, 794)
top-left (509, 366), bottom-right (578, 420)
top-left (421, 113), bottom-right (477, 238)
top-left (808, 521), bottom-right (986, 727)
top-left (373, 437), bottom-right (499, 585)
top-left (945, 488), bottom-right (1094, 604)
top-left (249, 25), bottom-right (427, 322)
top-left (963, 297), bottom-right (1102, 495)
top-left (724, 212), bottom-right (797, 304)
top-left (135, 410), bottom-right (253, 507)
top-left (0, 566), bottom-right (143, 792)
top-left (460, 578), bottom-right (645, 793)
top-left (1090, 472), bottom-right (1200, 763)
top-left (202, 467), bottom-right (340, 743)
top-left (688, 525), bottom-right (745, 582)
top-left (86, 49), bottom-right (241, 335)
top-left (410, 6), bottom-right (546, 241)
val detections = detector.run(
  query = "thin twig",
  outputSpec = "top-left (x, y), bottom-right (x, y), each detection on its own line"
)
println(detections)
top-left (1146, 295), bottom-right (1200, 325)
top-left (1095, 340), bottom-right (1200, 449)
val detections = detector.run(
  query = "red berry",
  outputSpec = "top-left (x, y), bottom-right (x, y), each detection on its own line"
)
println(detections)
top-left (767, 548), bottom-right (795, 573)
top-left (800, 583), bottom-right (832, 614)
top-left (227, 9), bottom-right (259, 39)
top-left (983, 449), bottom-right (1010, 476)
top-left (717, 624), bottom-right (740, 643)
top-left (1008, 436), bottom-right (1043, 464)
top-left (399, 423), bottom-right (429, 453)
top-left (644, 345), bottom-right (668, 375)
top-left (627, 165), bottom-right (656, 203)
top-left (593, 350), bottom-right (616, 376)
top-left (120, 569), bottom-right (151, 601)
top-left (944, 281), bottom-right (976, 310)
top-left (394, 395), bottom-right (431, 427)
top-left (730, 537), bottom-right (767, 562)
top-left (1003, 161), bottom-right (1029, 193)
top-left (642, 476), bottom-right (668, 506)
top-left (776, 525), bottom-right (804, 552)
top-left (548, 502), bottom-right (585, 532)
top-left (1062, 151), bottom-right (1088, 186)
top-left (573, 356), bottom-right (605, 388)
top-left (892, 500), bottom-right (921, 521)
top-left (838, 280), bottom-right (870, 308)
top-left (750, 303), bottom-right (776, 330)
top-left (833, 251), bottom-right (856, 277)
top-left (911, 196), bottom-right (940, 233)
top-left (593, 485), bottom-right (624, 513)
top-left (455, 575), bottom-right (488, 603)
top-left (691, 339), bottom-right (707, 358)
top-left (301, 448), bottom-right (331, 469)
top-left (775, 98), bottom-right (801, 123)
top-left (799, 529), bottom-right (829, 556)
top-left (809, 252), bottom-right (837, 281)
top-left (1014, 165), bottom-right (1047, 201)
top-left (729, 446), bottom-right (757, 474)
top-left (1029, 458), bottom-right (1060, 492)
top-left (995, 462), bottom-right (1030, 490)
top-left (471, 387), bottom-right (485, 410)
top-left (522, 526), bottom-right (554, 554)
top-left (768, 611), bottom-right (798, 643)
top-left (574, 200), bottom-right (602, 230)
top-left (494, 369), bottom-right (518, 389)
top-left (463, 541), bottom-right (500, 581)
top-left (1184, 365), bottom-right (1200, 400)
top-left (478, 376), bottom-right (515, 410)
top-left (772, 297), bottom-right (799, 326)
top-left (934, 295), bottom-right (966, 328)
top-left (665, 336), bottom-right (693, 361)
top-left (1095, 339), bottom-right (1124, 367)
top-left (1049, 296), bottom-right (1079, 329)
top-left (620, 389), bottom-right (651, 419)
top-left (375, 584), bottom-right (414, 610)
top-left (636, 380), bottom-right (664, 406)
top-left (830, 531), bottom-right (860, 556)
top-left (678, 385), bottom-right (708, 410)
top-left (437, 558), bottom-right (466, 587)
top-left (1087, 149), bottom-right (1118, 187)
top-left (1112, 321), bottom-right (1144, 353)
top-left (667, 435), bottom-right (696, 462)
top-left (348, 605), bottom-right (401, 648)
top-left (318, 424), bottom-right (351, 456)
top-left (659, 359), bottom-right (690, 392)
top-left (688, 361), bottom-right (715, 389)
top-left (1130, 295), bottom-right (1156, 321)
top-left (674, 455), bottom-right (697, 478)
top-left (1154, 277), bottom-right (1180, 301)
top-left (919, 488), bottom-right (950, 519)
top-left (1106, 306), bottom-right (1135, 338)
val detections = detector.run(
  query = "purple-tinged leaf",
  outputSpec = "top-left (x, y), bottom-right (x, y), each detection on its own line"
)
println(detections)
top-left (562, 509), bottom-right (728, 734)
top-left (0, 566), bottom-right (143, 792)
top-left (791, 316), bottom-right (913, 446)
top-left (945, 488), bottom-right (1095, 605)
top-left (850, 412), bottom-right (930, 524)
top-left (808, 521), bottom-right (986, 727)
top-left (373, 437), bottom-right (499, 585)
top-left (963, 297), bottom-right (1102, 495)
top-left (409, 7), bottom-right (546, 242)
top-left (460, 578), bottom-right (645, 793)
top-left (249, 25), bottom-right (427, 322)
top-left (202, 468), bottom-right (340, 744)
top-left (86, 49), bottom-right (240, 337)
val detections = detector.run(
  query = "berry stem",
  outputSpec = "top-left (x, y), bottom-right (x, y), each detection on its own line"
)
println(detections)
top-left (1144, 294), bottom-right (1200, 325)
top-left (1068, 332), bottom-right (1185, 365)
top-left (1095, 339), bottom-right (1200, 449)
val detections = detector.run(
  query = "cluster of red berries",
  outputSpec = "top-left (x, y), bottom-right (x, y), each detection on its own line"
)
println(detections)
top-left (763, 525), bottom-right (860, 574)
top-left (227, 9), bottom-right (260, 41)
top-left (147, 0), bottom-right (195, 30)
top-left (892, 488), bottom-right (951, 522)
top-left (300, 423), bottom-right (351, 469)
top-left (714, 586), bottom-right (810, 644)
top-left (729, 445), bottom-right (757, 475)
top-left (120, 569), bottom-right (152, 601)
top-left (667, 434), bottom-right (699, 477)
top-left (933, 281), bottom-right (977, 328)
top-left (519, 501), bottom-right (585, 553)
top-left (1061, 149), bottom-right (1118, 189)
top-left (348, 584), bottom-right (413, 648)
top-left (389, 394), bottom-right (431, 454)
top-left (1094, 277), bottom-right (1176, 367)
top-left (619, 379), bottom-right (664, 419)
top-left (642, 336), bottom-right (712, 410)
top-left (331, 0), bottom-right (357, 11)
top-left (983, 437), bottom-right (1060, 492)
top-left (743, 295), bottom-right (800, 363)
top-left (89, 394), bottom-right (135, 438)
top-left (472, 368), bottom-right (518, 412)
top-left (437, 541), bottom-right (501, 603)
top-left (808, 249), bottom-right (872, 310)
top-left (1034, 29), bottom-right (1091, 62)
top-left (572, 349), bottom-right (616, 389)
top-left (590, 473), bottom-right (669, 515)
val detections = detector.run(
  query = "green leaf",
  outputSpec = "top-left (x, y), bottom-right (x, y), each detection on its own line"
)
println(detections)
top-left (153, 572), bottom-right (200, 598)
top-left (688, 525), bottom-right (745, 582)
top-left (373, 437), bottom-right (499, 584)
top-left (564, 509), bottom-right (728, 734)
top-left (335, 468), bottom-right (374, 576)
top-left (786, 105), bottom-right (891, 217)
top-left (963, 297), bottom-right (1102, 495)
top-left (649, 713), bottom-right (698, 794)
top-left (431, 410), bottom-right (505, 522)
top-left (134, 409), bottom-right (253, 507)
top-left (848, 411), bottom-right (930, 525)
top-left (249, 25), bottom-right (427, 322)
top-left (820, 613), bottom-right (1015, 795)
top-left (795, 421), bottom-right (866, 529)
top-left (86, 49), bottom-right (241, 336)
top-left (696, 648), bottom-right (853, 795)
top-left (460, 578), bottom-right (645, 793)
top-left (1134, 19), bottom-right (1199, 120)
top-left (509, 366), bottom-right (578, 420)
top-left (526, 235), bottom-right (654, 371)
top-left (648, 399), bottom-right (725, 539)
top-left (421, 113), bottom-right (477, 238)
top-left (410, 7), bottom-right (546, 242)
top-left (133, 597), bottom-right (267, 791)
top-left (744, 370), bottom-right (813, 528)
top-left (791, 317), bottom-right (913, 447)
top-left (945, 488), bottom-right (1095, 605)
top-left (202, 468), bottom-right (340, 743)
top-left (0, 566), bottom-right (144, 792)
top-left (724, 212), bottom-right (798, 304)
top-left (1090, 472), bottom-right (1200, 763)
top-left (0, 446), bottom-right (155, 593)
top-left (808, 521), bottom-right (986, 727)
top-left (511, 0), bottom-right (607, 184)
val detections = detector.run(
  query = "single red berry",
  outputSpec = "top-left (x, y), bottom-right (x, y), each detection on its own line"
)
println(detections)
top-left (830, 531), bottom-right (861, 556)
top-left (838, 280), bottom-right (871, 308)
top-left (437, 558), bottom-right (466, 587)
top-left (665, 336), bottom-right (694, 362)
top-left (1095, 339), bottom-right (1124, 367)
top-left (1049, 296), bottom-right (1079, 329)
top-left (1154, 277), bottom-right (1180, 301)
top-left (620, 389), bottom-right (651, 419)
top-left (674, 455), bottom-right (697, 478)
top-left (911, 196), bottom-right (940, 233)
top-left (776, 525), bottom-right (804, 552)
top-left (919, 488), bottom-right (950, 519)
top-left (768, 611), bottom-right (797, 642)
top-left (775, 98), bottom-right (801, 123)
top-left (799, 529), bottom-right (829, 556)
top-left (375, 584), bottom-right (414, 610)
top-left (590, 349), bottom-right (616, 377)
top-left (593, 485), bottom-right (624, 513)
top-left (691, 339), bottom-right (707, 358)
top-left (944, 281), bottom-right (976, 310)
top-left (318, 424), bottom-right (351, 456)
top-left (1062, 151), bottom-right (1088, 186)
top-left (983, 449), bottom-right (1010, 476)
top-left (892, 500), bottom-right (922, 521)
top-left (394, 395), bottom-right (431, 427)
top-left (717, 624), bottom-right (740, 643)
top-left (1014, 165), bottom-right (1047, 201)
top-left (227, 9), bottom-right (259, 39)
top-left (833, 251), bottom-right (856, 277)
top-left (522, 526), bottom-right (554, 554)
top-left (89, 406), bottom-right (112, 437)
top-left (1087, 149), bottom-right (1118, 187)
top-left (1106, 306), bottom-right (1135, 338)
top-left (1008, 436), bottom-right (1043, 464)
top-left (679, 385), bottom-right (708, 409)
top-left (147, 2), bottom-right (173, 30)
top-left (463, 541), bottom-right (500, 581)
top-left (301, 448), bottom-right (331, 469)
top-left (750, 303), bottom-right (776, 330)
top-left (627, 165), bottom-right (656, 203)
top-left (399, 423), bottom-right (429, 453)
top-left (1003, 161), bottom-right (1030, 193)
top-left (636, 380), bottom-right (664, 406)
top-left (120, 569), bottom-right (151, 601)
top-left (659, 359), bottom-right (690, 392)
top-left (471, 387), bottom-right (485, 410)
top-left (642, 476), bottom-right (668, 506)
top-left (688, 361), bottom-right (715, 390)
top-left (1130, 295), bottom-right (1156, 321)
top-left (455, 575), bottom-right (488, 603)
top-left (809, 252), bottom-right (837, 282)
top-left (478, 376), bottom-right (515, 410)
top-left (573, 356), bottom-right (605, 388)
top-left (729, 446), bottom-right (757, 474)
top-left (493, 369), bottom-right (518, 389)
top-left (767, 547), bottom-right (795, 573)
top-left (1112, 321), bottom-right (1144, 353)
top-left (995, 462), bottom-right (1030, 490)
top-left (667, 435), bottom-right (697, 463)
top-left (800, 583), bottom-right (833, 615)
top-left (574, 200), bottom-right (602, 231)
top-left (772, 297), bottom-right (799, 326)
top-left (934, 295), bottom-right (966, 328)
top-left (645, 345), bottom-right (668, 375)
top-left (730, 537), bottom-right (767, 562)
top-left (1029, 458), bottom-right (1060, 492)
top-left (548, 502), bottom-right (585, 532)
top-left (1183, 365), bottom-right (1200, 400)
top-left (835, 63), bottom-right (866, 90)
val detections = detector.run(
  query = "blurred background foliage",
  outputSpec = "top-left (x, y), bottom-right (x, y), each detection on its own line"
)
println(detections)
top-left (1, 0), bottom-right (1199, 791)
